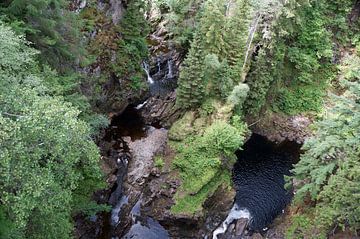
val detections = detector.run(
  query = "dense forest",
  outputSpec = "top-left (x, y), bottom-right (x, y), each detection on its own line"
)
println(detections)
top-left (0, 0), bottom-right (359, 239)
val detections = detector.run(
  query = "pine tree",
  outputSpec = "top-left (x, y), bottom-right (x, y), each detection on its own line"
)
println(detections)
top-left (113, 0), bottom-right (149, 88)
top-left (176, 33), bottom-right (205, 108)
top-left (199, 0), bottom-right (227, 57)
top-left (225, 0), bottom-right (251, 82)
top-left (291, 54), bottom-right (360, 235)
top-left (0, 0), bottom-right (84, 71)
top-left (176, 0), bottom-right (229, 108)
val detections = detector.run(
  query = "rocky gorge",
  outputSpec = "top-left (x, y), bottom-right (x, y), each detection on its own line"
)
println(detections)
top-left (73, 9), bottom-right (308, 236)
top-left (72, 0), bottom-right (357, 238)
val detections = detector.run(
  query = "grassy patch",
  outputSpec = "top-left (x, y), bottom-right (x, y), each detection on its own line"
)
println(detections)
top-left (171, 171), bottom-right (231, 215)
top-left (154, 156), bottom-right (165, 169)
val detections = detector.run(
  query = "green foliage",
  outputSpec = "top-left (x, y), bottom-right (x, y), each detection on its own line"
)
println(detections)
top-left (154, 156), bottom-right (165, 169)
top-left (153, 0), bottom-right (193, 47)
top-left (244, 47), bottom-right (276, 115)
top-left (0, 0), bottom-right (85, 71)
top-left (227, 83), bottom-right (250, 108)
top-left (291, 55), bottom-right (360, 235)
top-left (203, 54), bottom-right (234, 99)
top-left (199, 0), bottom-right (227, 56)
top-left (113, 0), bottom-right (149, 84)
top-left (168, 111), bottom-right (197, 140)
top-left (176, 34), bottom-right (205, 108)
top-left (274, 84), bottom-right (326, 115)
top-left (171, 120), bottom-right (246, 214)
top-left (200, 99), bottom-right (216, 116)
top-left (224, 0), bottom-right (251, 80)
top-left (285, 214), bottom-right (317, 239)
top-left (171, 171), bottom-right (231, 214)
top-left (0, 206), bottom-right (15, 239)
top-left (0, 23), bottom-right (105, 239)
top-left (244, 0), bottom-right (347, 116)
top-left (200, 121), bottom-right (245, 157)
top-left (176, 0), bottom-right (252, 109)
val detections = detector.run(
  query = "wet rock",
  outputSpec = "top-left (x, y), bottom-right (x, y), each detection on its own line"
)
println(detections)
top-left (140, 91), bottom-right (183, 128)
top-left (235, 218), bottom-right (249, 236)
top-left (125, 127), bottom-right (168, 184)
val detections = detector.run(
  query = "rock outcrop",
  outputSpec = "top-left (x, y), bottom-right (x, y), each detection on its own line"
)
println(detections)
top-left (249, 113), bottom-right (313, 144)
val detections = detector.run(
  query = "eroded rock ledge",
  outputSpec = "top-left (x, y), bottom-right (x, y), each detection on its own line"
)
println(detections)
top-left (249, 113), bottom-right (313, 144)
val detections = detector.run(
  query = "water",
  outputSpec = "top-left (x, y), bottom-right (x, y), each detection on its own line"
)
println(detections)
top-left (123, 217), bottom-right (169, 239)
top-left (167, 60), bottom-right (173, 78)
top-left (141, 59), bottom-right (177, 96)
top-left (101, 106), bottom-right (169, 238)
top-left (111, 195), bottom-right (129, 226)
top-left (105, 106), bottom-right (147, 142)
top-left (142, 61), bottom-right (154, 84)
top-left (122, 198), bottom-right (169, 239)
top-left (232, 134), bottom-right (300, 232)
top-left (212, 205), bottom-right (251, 239)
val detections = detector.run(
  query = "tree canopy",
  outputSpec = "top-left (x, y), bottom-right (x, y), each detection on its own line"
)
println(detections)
top-left (0, 22), bottom-right (104, 239)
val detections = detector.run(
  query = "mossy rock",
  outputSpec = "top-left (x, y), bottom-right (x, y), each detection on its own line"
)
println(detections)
top-left (171, 171), bottom-right (231, 216)
top-left (168, 111), bottom-right (196, 141)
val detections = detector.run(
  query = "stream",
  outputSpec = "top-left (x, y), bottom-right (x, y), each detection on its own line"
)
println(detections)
top-left (79, 55), bottom-right (302, 239)
top-left (100, 116), bottom-right (301, 239)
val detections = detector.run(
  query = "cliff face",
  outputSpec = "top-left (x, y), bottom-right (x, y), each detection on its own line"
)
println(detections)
top-left (72, 0), bottom-right (146, 114)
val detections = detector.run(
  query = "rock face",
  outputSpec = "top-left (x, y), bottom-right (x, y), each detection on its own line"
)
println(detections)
top-left (249, 113), bottom-right (312, 144)
top-left (112, 127), bottom-right (168, 236)
top-left (108, 0), bottom-right (125, 24)
top-left (139, 91), bottom-right (183, 127)
top-left (125, 127), bottom-right (168, 185)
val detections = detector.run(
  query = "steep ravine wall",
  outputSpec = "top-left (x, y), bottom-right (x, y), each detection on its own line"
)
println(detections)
top-left (72, 1), bottom-right (313, 238)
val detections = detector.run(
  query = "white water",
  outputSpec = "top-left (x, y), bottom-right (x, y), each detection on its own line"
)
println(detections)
top-left (142, 61), bottom-right (154, 84)
top-left (111, 195), bottom-right (129, 226)
top-left (212, 204), bottom-right (251, 239)
top-left (135, 100), bottom-right (148, 110)
top-left (157, 59), bottom-right (161, 73)
top-left (167, 60), bottom-right (173, 78)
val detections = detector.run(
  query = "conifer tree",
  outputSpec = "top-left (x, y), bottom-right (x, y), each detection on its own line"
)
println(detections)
top-left (0, 0), bottom-right (84, 71)
top-left (176, 33), bottom-right (205, 108)
top-left (225, 0), bottom-right (251, 81)
top-left (291, 55), bottom-right (360, 235)
top-left (114, 0), bottom-right (149, 84)
top-left (199, 0), bottom-right (227, 57)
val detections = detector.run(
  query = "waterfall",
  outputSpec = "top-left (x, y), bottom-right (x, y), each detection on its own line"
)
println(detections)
top-left (135, 100), bottom-right (148, 110)
top-left (142, 61), bottom-right (154, 84)
top-left (111, 195), bottom-right (129, 226)
top-left (167, 60), bottom-right (173, 78)
top-left (157, 58), bottom-right (161, 73)
top-left (212, 204), bottom-right (251, 239)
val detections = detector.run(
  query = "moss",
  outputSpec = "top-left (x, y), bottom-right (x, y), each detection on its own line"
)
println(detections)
top-left (171, 171), bottom-right (231, 215)
top-left (168, 111), bottom-right (196, 141)
top-left (170, 118), bottom-right (246, 215)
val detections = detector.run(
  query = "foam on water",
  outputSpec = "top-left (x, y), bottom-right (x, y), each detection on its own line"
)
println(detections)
top-left (212, 204), bottom-right (251, 239)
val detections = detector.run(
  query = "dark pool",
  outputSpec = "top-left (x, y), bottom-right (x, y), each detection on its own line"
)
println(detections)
top-left (232, 134), bottom-right (301, 231)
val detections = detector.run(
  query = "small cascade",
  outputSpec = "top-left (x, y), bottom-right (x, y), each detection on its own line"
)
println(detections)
top-left (110, 195), bottom-right (129, 226)
top-left (135, 100), bottom-right (148, 110)
top-left (142, 61), bottom-right (154, 84)
top-left (122, 197), bottom-right (169, 239)
top-left (212, 204), bottom-right (251, 239)
top-left (167, 60), bottom-right (173, 78)
top-left (157, 58), bottom-right (161, 73)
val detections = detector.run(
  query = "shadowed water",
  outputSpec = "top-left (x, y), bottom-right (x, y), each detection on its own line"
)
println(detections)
top-left (233, 134), bottom-right (300, 231)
